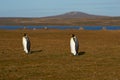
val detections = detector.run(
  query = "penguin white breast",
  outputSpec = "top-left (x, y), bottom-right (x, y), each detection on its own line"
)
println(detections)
top-left (22, 37), bottom-right (28, 53)
top-left (70, 38), bottom-right (76, 55)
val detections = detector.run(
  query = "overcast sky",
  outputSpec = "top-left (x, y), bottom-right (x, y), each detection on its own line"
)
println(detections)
top-left (0, 0), bottom-right (120, 17)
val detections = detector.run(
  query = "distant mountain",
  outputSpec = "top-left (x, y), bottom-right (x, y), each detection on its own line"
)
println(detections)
top-left (1, 11), bottom-right (120, 26)
top-left (44, 11), bottom-right (108, 19)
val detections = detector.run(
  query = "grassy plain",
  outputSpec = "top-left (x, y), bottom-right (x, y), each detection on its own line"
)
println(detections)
top-left (0, 29), bottom-right (120, 80)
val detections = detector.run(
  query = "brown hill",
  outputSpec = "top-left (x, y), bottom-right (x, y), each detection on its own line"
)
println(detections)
top-left (43, 11), bottom-right (108, 19)
top-left (0, 11), bottom-right (120, 26)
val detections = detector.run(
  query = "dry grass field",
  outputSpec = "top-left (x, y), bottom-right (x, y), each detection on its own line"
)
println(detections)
top-left (0, 29), bottom-right (120, 80)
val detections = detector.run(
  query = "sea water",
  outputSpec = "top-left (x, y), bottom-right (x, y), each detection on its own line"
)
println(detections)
top-left (0, 26), bottom-right (120, 30)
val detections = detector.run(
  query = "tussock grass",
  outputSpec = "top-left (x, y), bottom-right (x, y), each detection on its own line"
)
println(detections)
top-left (0, 29), bottom-right (120, 80)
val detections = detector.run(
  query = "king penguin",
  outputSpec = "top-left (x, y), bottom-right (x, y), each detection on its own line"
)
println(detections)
top-left (70, 34), bottom-right (79, 55)
top-left (22, 33), bottom-right (31, 54)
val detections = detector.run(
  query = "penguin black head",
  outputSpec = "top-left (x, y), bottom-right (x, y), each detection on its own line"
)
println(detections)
top-left (23, 33), bottom-right (27, 36)
top-left (72, 34), bottom-right (75, 37)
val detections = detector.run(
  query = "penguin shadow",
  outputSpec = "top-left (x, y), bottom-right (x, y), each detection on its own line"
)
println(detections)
top-left (31, 50), bottom-right (43, 54)
top-left (77, 51), bottom-right (86, 56)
